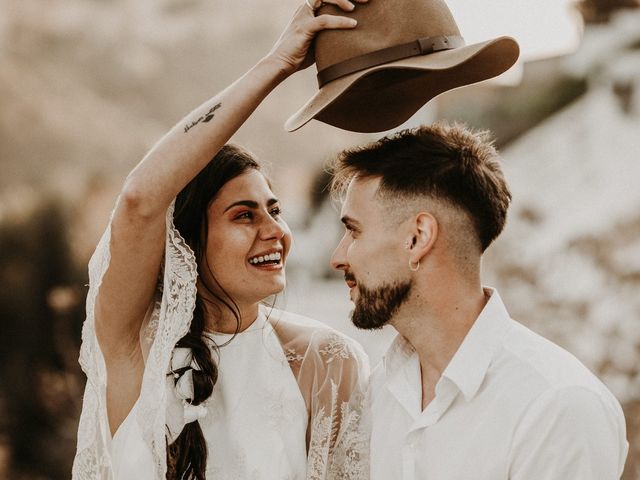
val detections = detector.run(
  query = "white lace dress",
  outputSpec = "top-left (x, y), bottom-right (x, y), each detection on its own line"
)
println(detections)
top-left (72, 203), bottom-right (370, 479)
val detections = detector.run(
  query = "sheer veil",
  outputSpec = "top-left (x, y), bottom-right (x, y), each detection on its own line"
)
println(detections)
top-left (72, 202), bottom-right (370, 479)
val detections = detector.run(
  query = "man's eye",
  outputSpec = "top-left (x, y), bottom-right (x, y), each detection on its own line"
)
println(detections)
top-left (345, 225), bottom-right (358, 237)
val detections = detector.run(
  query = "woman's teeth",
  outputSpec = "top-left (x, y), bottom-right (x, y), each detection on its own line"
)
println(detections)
top-left (249, 252), bottom-right (282, 265)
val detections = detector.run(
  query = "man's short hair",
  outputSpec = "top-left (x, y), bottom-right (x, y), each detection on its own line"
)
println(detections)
top-left (330, 122), bottom-right (511, 252)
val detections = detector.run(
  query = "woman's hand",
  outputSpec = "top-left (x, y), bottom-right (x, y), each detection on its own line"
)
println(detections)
top-left (266, 0), bottom-right (368, 77)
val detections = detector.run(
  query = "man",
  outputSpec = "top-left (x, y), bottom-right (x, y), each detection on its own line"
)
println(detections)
top-left (329, 122), bottom-right (628, 479)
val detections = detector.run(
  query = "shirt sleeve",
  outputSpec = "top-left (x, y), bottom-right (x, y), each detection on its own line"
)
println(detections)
top-left (508, 385), bottom-right (628, 480)
top-left (302, 330), bottom-right (371, 480)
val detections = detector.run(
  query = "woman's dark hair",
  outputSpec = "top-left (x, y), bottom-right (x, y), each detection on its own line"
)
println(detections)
top-left (166, 144), bottom-right (260, 479)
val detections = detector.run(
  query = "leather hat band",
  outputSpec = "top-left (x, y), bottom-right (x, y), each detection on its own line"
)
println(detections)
top-left (316, 35), bottom-right (465, 87)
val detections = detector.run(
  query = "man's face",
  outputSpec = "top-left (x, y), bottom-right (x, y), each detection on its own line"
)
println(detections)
top-left (330, 176), bottom-right (413, 329)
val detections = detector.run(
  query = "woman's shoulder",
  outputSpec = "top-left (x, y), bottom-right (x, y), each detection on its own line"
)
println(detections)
top-left (266, 307), bottom-right (368, 367)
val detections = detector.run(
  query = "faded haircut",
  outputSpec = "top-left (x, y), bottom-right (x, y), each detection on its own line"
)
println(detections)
top-left (330, 122), bottom-right (511, 252)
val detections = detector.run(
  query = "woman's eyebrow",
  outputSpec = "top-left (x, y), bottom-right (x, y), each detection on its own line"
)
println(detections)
top-left (224, 200), bottom-right (258, 212)
top-left (223, 198), bottom-right (279, 212)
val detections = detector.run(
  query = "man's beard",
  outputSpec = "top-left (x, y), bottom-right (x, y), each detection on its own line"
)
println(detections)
top-left (350, 277), bottom-right (413, 330)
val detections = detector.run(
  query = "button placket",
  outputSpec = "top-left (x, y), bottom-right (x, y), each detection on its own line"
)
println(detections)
top-left (402, 429), bottom-right (422, 480)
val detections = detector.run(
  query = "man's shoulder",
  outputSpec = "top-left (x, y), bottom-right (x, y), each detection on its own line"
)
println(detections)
top-left (504, 328), bottom-right (628, 475)
top-left (497, 319), bottom-right (617, 405)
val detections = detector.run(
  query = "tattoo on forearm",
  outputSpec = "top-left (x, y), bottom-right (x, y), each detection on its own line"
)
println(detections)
top-left (183, 102), bottom-right (222, 134)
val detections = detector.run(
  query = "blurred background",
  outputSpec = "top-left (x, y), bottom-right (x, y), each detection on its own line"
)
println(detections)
top-left (1, 0), bottom-right (639, 477)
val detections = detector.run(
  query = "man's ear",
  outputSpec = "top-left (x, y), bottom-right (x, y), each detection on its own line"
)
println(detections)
top-left (407, 212), bottom-right (438, 264)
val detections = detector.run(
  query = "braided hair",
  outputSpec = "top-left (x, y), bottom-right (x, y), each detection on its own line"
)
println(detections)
top-left (168, 144), bottom-right (260, 479)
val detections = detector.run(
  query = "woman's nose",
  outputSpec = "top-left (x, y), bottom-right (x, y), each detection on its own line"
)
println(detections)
top-left (260, 215), bottom-right (285, 240)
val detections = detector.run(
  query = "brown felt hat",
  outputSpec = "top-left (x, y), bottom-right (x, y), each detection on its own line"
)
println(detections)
top-left (285, 0), bottom-right (520, 133)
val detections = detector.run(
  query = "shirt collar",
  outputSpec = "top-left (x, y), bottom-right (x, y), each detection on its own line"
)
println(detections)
top-left (382, 333), bottom-right (421, 417)
top-left (381, 288), bottom-right (513, 407)
top-left (441, 287), bottom-right (512, 402)
top-left (383, 332), bottom-right (416, 375)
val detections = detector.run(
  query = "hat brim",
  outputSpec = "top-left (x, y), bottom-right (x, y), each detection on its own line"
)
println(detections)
top-left (284, 36), bottom-right (519, 133)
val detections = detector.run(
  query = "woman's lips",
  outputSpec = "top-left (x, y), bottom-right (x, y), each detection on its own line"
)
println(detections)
top-left (247, 250), bottom-right (283, 270)
top-left (250, 261), bottom-right (283, 271)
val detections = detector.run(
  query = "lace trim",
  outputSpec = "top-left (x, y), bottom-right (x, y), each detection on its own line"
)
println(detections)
top-left (73, 217), bottom-right (113, 479)
top-left (136, 202), bottom-right (198, 477)
top-left (73, 201), bottom-right (198, 479)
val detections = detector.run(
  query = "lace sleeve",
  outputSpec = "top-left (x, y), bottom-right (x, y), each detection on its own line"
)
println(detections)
top-left (270, 311), bottom-right (371, 480)
top-left (301, 330), bottom-right (371, 480)
top-left (72, 201), bottom-right (198, 479)
top-left (72, 217), bottom-right (114, 479)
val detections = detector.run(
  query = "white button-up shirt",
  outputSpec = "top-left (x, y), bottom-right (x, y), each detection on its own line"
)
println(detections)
top-left (369, 288), bottom-right (628, 480)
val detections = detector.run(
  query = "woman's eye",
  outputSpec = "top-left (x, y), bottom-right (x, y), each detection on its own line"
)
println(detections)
top-left (270, 207), bottom-right (282, 217)
top-left (235, 211), bottom-right (252, 220)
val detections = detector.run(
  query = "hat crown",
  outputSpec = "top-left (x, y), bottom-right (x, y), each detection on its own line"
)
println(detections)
top-left (315, 0), bottom-right (462, 72)
top-left (285, 0), bottom-right (519, 132)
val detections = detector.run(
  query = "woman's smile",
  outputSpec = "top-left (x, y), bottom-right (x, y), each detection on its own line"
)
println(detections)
top-left (248, 249), bottom-right (284, 270)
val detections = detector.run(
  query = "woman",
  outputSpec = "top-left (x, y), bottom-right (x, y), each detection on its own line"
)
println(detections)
top-left (72, 2), bottom-right (369, 479)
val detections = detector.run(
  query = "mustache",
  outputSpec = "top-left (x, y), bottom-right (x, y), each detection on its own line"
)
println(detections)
top-left (344, 272), bottom-right (356, 283)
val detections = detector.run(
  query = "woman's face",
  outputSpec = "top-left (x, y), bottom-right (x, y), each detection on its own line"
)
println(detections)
top-left (202, 169), bottom-right (292, 307)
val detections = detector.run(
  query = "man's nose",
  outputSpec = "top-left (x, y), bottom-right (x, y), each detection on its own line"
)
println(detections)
top-left (330, 236), bottom-right (348, 271)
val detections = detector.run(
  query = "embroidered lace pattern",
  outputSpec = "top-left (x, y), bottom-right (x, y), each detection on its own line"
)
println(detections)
top-left (72, 202), bottom-right (198, 479)
top-left (72, 203), bottom-right (370, 479)
top-left (73, 213), bottom-right (113, 480)
top-left (318, 333), bottom-right (353, 363)
top-left (272, 317), bottom-right (371, 480)
top-left (285, 348), bottom-right (305, 364)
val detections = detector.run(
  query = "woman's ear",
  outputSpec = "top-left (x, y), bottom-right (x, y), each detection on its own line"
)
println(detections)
top-left (408, 212), bottom-right (438, 264)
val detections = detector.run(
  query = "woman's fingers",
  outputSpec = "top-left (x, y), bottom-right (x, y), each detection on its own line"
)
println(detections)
top-left (296, 13), bottom-right (356, 70)
top-left (307, 14), bottom-right (357, 33)
top-left (295, 13), bottom-right (356, 70)
top-left (321, 0), bottom-right (369, 12)
top-left (325, 0), bottom-right (355, 12)
top-left (307, 0), bottom-right (370, 14)
top-left (265, 2), bottom-right (362, 75)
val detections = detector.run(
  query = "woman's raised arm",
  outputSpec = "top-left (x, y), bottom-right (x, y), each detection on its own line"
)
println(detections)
top-left (93, 1), bottom-right (362, 434)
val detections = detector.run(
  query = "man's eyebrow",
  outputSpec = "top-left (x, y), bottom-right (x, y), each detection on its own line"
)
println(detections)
top-left (223, 198), bottom-right (279, 213)
top-left (341, 215), bottom-right (361, 228)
